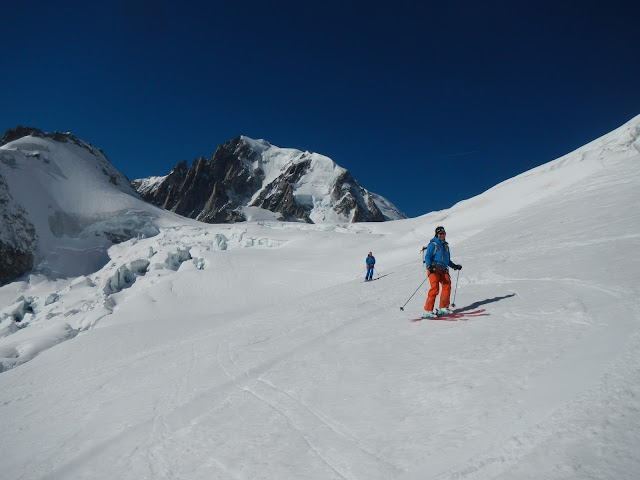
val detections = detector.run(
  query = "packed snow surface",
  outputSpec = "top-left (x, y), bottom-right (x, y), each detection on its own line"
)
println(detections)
top-left (0, 115), bottom-right (639, 479)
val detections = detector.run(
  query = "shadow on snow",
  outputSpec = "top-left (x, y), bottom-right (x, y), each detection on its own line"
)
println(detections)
top-left (455, 293), bottom-right (516, 313)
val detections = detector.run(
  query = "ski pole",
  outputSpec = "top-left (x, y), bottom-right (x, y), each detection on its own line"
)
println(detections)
top-left (399, 276), bottom-right (429, 311)
top-left (451, 270), bottom-right (460, 307)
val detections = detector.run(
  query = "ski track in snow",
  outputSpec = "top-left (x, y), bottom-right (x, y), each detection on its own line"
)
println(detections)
top-left (215, 338), bottom-right (402, 480)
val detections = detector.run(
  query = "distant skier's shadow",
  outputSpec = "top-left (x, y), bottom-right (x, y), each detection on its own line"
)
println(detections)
top-left (455, 293), bottom-right (516, 313)
top-left (373, 273), bottom-right (392, 281)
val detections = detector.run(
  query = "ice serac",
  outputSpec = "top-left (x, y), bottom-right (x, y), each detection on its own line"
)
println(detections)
top-left (132, 135), bottom-right (407, 223)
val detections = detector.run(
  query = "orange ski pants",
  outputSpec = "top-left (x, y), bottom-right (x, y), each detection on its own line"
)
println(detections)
top-left (424, 268), bottom-right (451, 311)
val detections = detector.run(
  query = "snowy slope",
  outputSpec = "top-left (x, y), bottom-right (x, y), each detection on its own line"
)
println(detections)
top-left (0, 115), bottom-right (639, 479)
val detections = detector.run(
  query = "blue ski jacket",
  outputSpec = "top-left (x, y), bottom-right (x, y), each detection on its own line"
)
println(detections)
top-left (425, 237), bottom-right (456, 271)
top-left (366, 255), bottom-right (376, 266)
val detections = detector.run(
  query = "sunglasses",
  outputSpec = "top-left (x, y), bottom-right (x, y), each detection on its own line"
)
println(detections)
top-left (437, 232), bottom-right (446, 235)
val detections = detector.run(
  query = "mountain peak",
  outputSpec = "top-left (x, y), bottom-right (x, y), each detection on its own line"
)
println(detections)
top-left (238, 135), bottom-right (272, 152)
top-left (0, 125), bottom-right (101, 155)
top-left (133, 136), bottom-right (406, 224)
top-left (0, 126), bottom-right (46, 146)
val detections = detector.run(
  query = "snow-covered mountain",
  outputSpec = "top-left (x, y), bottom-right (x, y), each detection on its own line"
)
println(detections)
top-left (0, 126), bottom-right (194, 285)
top-left (132, 135), bottom-right (407, 224)
top-left (0, 115), bottom-right (639, 479)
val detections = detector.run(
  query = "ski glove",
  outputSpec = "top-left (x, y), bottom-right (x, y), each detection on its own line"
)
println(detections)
top-left (453, 264), bottom-right (462, 271)
top-left (428, 264), bottom-right (436, 273)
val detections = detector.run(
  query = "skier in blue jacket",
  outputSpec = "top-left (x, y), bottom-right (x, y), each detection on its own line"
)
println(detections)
top-left (365, 252), bottom-right (376, 281)
top-left (423, 226), bottom-right (461, 318)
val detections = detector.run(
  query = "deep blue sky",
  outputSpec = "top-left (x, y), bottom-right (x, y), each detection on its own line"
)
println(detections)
top-left (2, 1), bottom-right (639, 218)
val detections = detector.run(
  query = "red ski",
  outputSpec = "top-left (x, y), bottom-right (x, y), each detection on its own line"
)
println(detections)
top-left (411, 308), bottom-right (487, 322)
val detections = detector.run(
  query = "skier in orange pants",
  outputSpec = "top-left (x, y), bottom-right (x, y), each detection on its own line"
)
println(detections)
top-left (422, 226), bottom-right (462, 318)
top-left (425, 268), bottom-right (452, 312)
